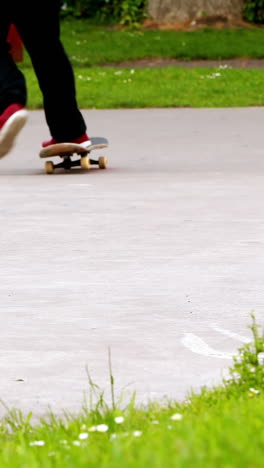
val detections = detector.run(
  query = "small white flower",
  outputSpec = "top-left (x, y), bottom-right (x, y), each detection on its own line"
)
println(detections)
top-left (171, 413), bottom-right (183, 421)
top-left (258, 352), bottom-right (264, 365)
top-left (167, 425), bottom-right (172, 430)
top-left (133, 430), bottom-right (142, 437)
top-left (79, 432), bottom-right (89, 440)
top-left (73, 441), bottom-right (81, 446)
top-left (29, 440), bottom-right (45, 447)
top-left (130, 69), bottom-right (135, 74)
top-left (249, 388), bottom-right (260, 394)
top-left (114, 71), bottom-right (123, 76)
top-left (151, 420), bottom-right (160, 425)
top-left (110, 433), bottom-right (118, 440)
top-left (96, 424), bottom-right (109, 433)
top-left (114, 416), bottom-right (125, 424)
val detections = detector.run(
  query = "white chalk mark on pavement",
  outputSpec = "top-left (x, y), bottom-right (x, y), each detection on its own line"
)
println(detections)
top-left (181, 333), bottom-right (234, 359)
top-left (210, 324), bottom-right (251, 343)
top-left (68, 184), bottom-right (92, 187)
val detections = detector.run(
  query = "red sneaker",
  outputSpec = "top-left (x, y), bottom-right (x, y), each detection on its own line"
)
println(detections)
top-left (42, 132), bottom-right (91, 149)
top-left (0, 104), bottom-right (28, 159)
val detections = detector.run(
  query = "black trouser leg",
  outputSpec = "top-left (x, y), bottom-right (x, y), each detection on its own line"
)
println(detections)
top-left (0, 8), bottom-right (27, 113)
top-left (2, 0), bottom-right (87, 141)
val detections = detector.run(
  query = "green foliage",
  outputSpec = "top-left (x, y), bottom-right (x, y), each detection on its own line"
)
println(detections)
top-left (60, 1), bottom-right (106, 18)
top-left (1, 316), bottom-right (264, 467)
top-left (228, 313), bottom-right (264, 393)
top-left (243, 0), bottom-right (264, 24)
top-left (60, 0), bottom-right (147, 26)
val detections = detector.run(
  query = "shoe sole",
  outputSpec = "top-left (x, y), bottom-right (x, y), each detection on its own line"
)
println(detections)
top-left (79, 140), bottom-right (92, 149)
top-left (0, 110), bottom-right (28, 159)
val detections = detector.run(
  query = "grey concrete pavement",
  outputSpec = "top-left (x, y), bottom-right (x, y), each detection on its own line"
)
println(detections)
top-left (0, 108), bottom-right (264, 419)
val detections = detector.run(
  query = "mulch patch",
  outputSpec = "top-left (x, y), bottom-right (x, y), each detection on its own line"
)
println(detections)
top-left (105, 57), bottom-right (264, 69)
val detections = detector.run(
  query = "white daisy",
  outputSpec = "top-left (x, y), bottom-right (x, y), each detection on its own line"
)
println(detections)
top-left (96, 424), bottom-right (109, 433)
top-left (170, 413), bottom-right (183, 421)
top-left (29, 440), bottom-right (45, 447)
top-left (114, 416), bottom-right (125, 424)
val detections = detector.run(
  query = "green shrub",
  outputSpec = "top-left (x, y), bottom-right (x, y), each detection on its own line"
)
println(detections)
top-left (60, 0), bottom-right (147, 26)
top-left (227, 313), bottom-right (264, 394)
top-left (243, 0), bottom-right (264, 24)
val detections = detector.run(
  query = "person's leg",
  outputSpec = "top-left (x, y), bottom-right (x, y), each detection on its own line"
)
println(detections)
top-left (13, 0), bottom-right (88, 142)
top-left (0, 6), bottom-right (28, 158)
top-left (0, 6), bottom-right (27, 112)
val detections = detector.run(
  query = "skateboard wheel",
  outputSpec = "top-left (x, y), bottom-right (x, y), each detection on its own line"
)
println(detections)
top-left (45, 161), bottom-right (54, 174)
top-left (98, 156), bottom-right (108, 169)
top-left (80, 155), bottom-right (91, 170)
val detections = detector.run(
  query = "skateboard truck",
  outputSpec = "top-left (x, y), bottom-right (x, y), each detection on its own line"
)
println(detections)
top-left (46, 152), bottom-right (107, 172)
top-left (39, 138), bottom-right (109, 174)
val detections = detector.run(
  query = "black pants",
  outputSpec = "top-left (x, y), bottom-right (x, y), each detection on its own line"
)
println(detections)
top-left (0, 0), bottom-right (86, 141)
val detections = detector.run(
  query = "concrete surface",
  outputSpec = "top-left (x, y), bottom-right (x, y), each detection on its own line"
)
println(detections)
top-left (0, 108), bottom-right (264, 420)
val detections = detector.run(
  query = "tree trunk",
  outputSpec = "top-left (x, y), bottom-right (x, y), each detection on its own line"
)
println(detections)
top-left (147, 0), bottom-right (244, 22)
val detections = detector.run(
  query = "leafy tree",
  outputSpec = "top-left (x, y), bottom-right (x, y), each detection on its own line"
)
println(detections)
top-left (243, 0), bottom-right (264, 24)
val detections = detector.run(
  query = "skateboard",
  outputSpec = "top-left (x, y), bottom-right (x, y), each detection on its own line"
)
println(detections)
top-left (39, 137), bottom-right (109, 174)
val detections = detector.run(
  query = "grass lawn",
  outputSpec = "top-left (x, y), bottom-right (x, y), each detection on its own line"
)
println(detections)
top-left (24, 66), bottom-right (264, 109)
top-left (18, 21), bottom-right (264, 109)
top-left (0, 392), bottom-right (263, 467)
top-left (20, 22), bottom-right (264, 68)
top-left (0, 315), bottom-right (263, 467)
top-left (61, 22), bottom-right (264, 66)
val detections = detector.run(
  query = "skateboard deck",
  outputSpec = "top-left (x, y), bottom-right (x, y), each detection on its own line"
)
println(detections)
top-left (39, 137), bottom-right (109, 174)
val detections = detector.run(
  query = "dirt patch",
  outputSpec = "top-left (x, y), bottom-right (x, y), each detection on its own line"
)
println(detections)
top-left (109, 17), bottom-right (264, 69)
top-left (141, 17), bottom-right (260, 31)
top-left (106, 57), bottom-right (264, 69)
top-left (109, 18), bottom-right (264, 69)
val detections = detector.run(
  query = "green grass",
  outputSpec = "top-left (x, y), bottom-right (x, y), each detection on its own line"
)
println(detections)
top-left (18, 21), bottom-right (264, 109)
top-left (20, 22), bottom-right (264, 69)
top-left (0, 315), bottom-right (263, 467)
top-left (0, 392), bottom-right (263, 467)
top-left (49, 22), bottom-right (264, 66)
top-left (24, 66), bottom-right (264, 109)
